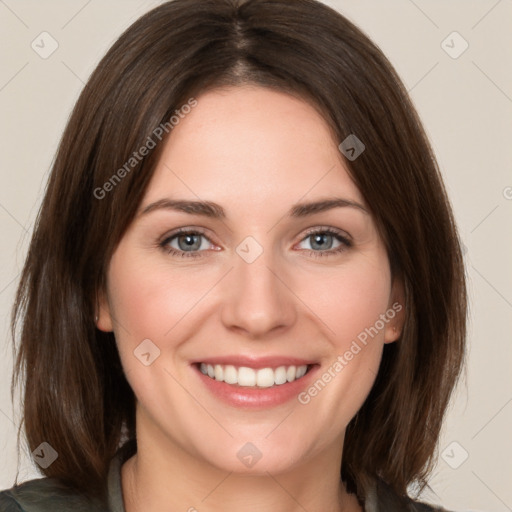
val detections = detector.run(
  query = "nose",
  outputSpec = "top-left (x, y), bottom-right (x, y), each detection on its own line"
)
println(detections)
top-left (220, 243), bottom-right (297, 339)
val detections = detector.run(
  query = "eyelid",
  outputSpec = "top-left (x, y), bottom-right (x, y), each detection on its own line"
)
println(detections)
top-left (297, 225), bottom-right (352, 244)
top-left (159, 226), bottom-right (215, 245)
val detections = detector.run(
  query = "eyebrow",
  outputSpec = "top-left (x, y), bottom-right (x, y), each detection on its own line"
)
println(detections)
top-left (138, 197), bottom-right (368, 219)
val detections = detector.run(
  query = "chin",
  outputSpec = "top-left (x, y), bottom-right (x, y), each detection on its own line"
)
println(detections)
top-left (186, 430), bottom-right (315, 476)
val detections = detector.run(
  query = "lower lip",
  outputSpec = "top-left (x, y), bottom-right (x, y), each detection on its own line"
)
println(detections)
top-left (194, 364), bottom-right (319, 409)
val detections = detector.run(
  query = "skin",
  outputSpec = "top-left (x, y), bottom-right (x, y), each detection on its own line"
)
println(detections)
top-left (97, 85), bottom-right (404, 512)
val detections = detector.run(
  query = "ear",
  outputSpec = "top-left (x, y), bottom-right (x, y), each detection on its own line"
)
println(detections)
top-left (95, 286), bottom-right (114, 332)
top-left (384, 277), bottom-right (405, 344)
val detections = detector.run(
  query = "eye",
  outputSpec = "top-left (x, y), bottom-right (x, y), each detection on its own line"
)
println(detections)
top-left (159, 229), bottom-right (215, 258)
top-left (296, 228), bottom-right (352, 258)
top-left (158, 227), bottom-right (352, 259)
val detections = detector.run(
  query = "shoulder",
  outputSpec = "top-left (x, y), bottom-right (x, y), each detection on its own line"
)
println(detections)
top-left (0, 478), bottom-right (107, 512)
top-left (370, 477), bottom-right (455, 512)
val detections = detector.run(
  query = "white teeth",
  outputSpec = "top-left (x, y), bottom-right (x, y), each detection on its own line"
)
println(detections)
top-left (199, 363), bottom-right (309, 387)
top-left (214, 364), bottom-right (223, 381)
top-left (238, 367), bottom-right (256, 386)
top-left (256, 368), bottom-right (275, 388)
top-left (224, 365), bottom-right (237, 384)
top-left (296, 365), bottom-right (307, 379)
top-left (274, 366), bottom-right (287, 385)
top-left (286, 366), bottom-right (296, 382)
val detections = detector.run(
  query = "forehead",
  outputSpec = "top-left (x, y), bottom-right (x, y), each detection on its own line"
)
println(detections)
top-left (143, 85), bottom-right (365, 210)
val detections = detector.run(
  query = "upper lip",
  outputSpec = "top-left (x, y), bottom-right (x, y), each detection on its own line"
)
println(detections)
top-left (193, 355), bottom-right (317, 369)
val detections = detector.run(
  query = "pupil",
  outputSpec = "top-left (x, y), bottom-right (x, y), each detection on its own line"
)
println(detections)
top-left (312, 234), bottom-right (332, 250)
top-left (179, 234), bottom-right (200, 251)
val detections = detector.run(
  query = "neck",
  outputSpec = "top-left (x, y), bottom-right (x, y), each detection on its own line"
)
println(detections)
top-left (121, 422), bottom-right (362, 512)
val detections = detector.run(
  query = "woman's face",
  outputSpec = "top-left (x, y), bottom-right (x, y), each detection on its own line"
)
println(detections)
top-left (98, 85), bottom-right (403, 475)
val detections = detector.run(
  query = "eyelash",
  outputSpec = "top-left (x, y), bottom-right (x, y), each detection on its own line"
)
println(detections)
top-left (159, 227), bottom-right (352, 259)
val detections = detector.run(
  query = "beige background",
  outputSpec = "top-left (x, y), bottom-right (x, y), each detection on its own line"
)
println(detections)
top-left (1, 1), bottom-right (511, 511)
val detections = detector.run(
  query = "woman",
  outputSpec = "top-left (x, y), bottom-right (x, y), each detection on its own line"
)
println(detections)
top-left (1, 0), bottom-right (467, 511)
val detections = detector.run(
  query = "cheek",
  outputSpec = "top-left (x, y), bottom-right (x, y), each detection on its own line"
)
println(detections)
top-left (105, 253), bottom-right (204, 418)
top-left (291, 256), bottom-right (391, 423)
top-left (107, 250), bottom-right (213, 341)
top-left (298, 257), bottom-right (392, 346)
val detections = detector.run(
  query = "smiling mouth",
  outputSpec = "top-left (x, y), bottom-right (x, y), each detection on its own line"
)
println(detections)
top-left (198, 363), bottom-right (312, 388)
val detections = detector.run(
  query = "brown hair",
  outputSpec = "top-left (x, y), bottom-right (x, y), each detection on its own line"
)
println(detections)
top-left (11, 0), bottom-right (467, 507)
